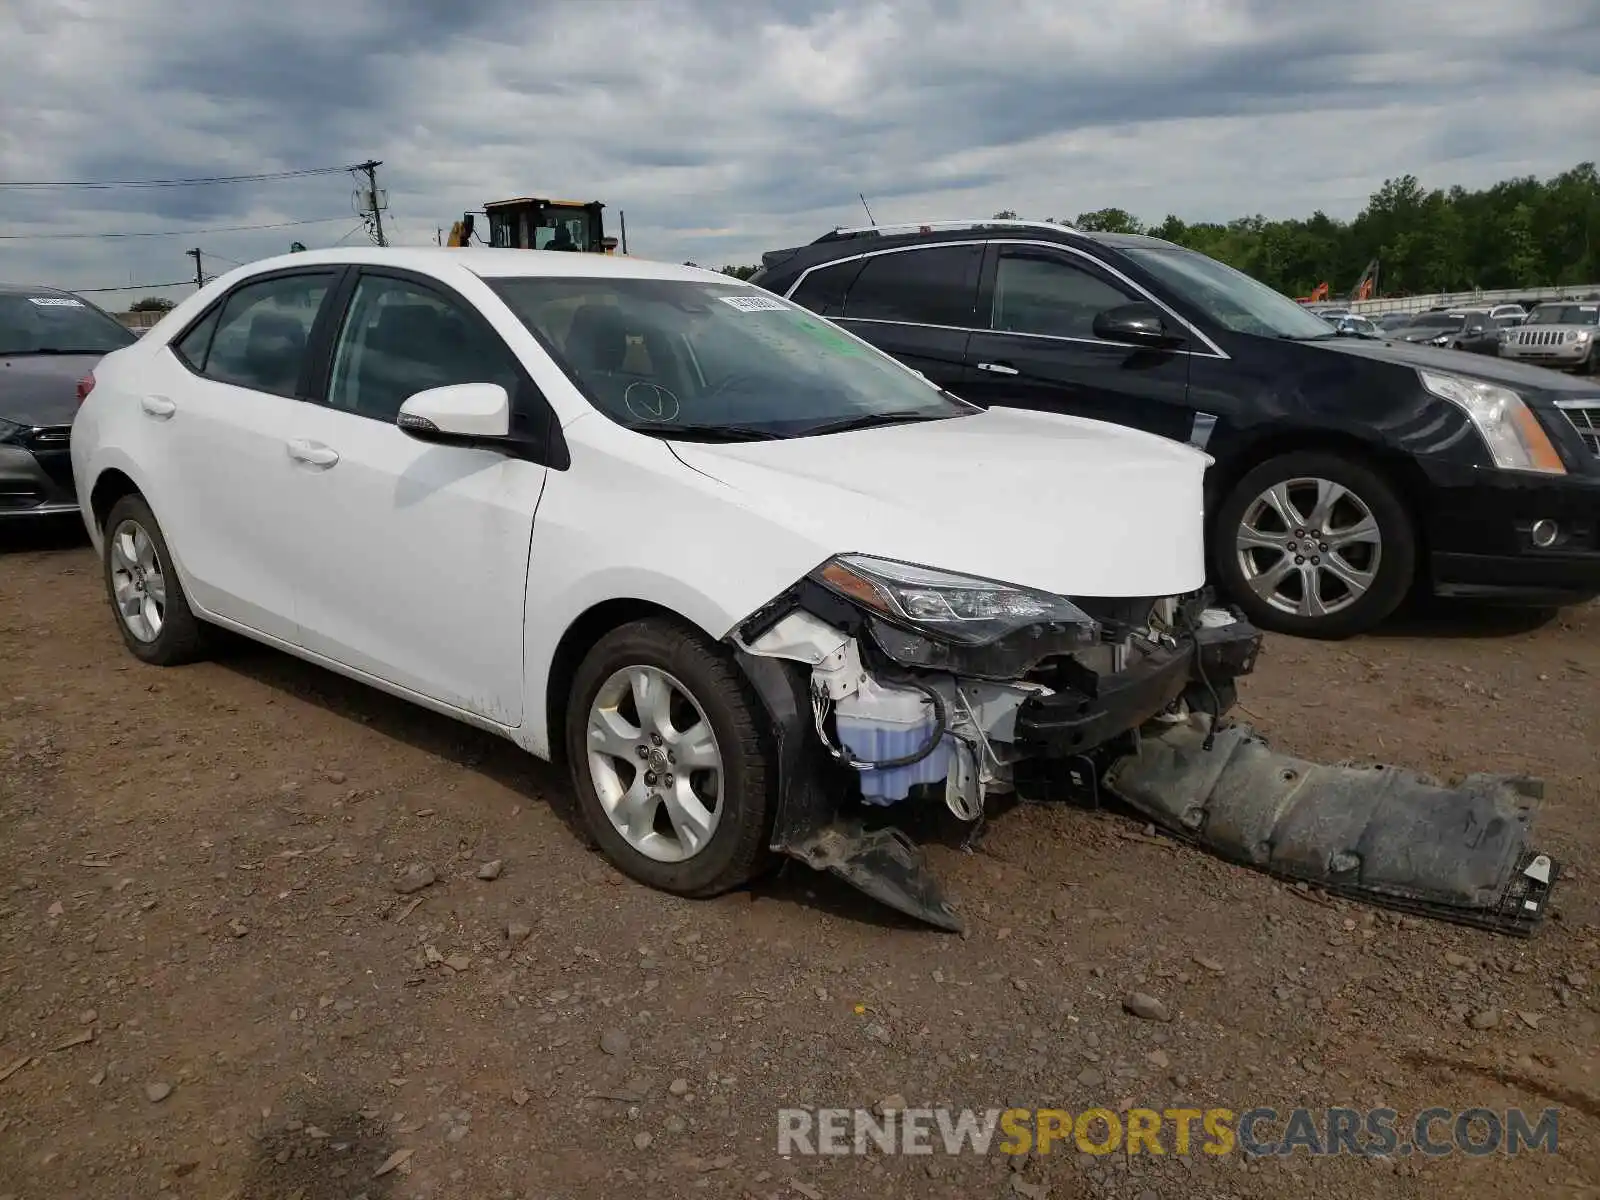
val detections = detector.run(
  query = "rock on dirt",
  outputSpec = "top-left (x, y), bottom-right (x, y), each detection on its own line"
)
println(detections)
top-left (600, 1029), bottom-right (632, 1056)
top-left (144, 1082), bottom-right (172, 1103)
top-left (477, 859), bottom-right (504, 881)
top-left (393, 863), bottom-right (436, 894)
top-left (1123, 992), bottom-right (1172, 1022)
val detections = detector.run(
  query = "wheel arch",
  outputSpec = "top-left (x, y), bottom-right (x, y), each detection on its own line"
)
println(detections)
top-left (540, 598), bottom-right (700, 770)
top-left (88, 467), bottom-right (142, 535)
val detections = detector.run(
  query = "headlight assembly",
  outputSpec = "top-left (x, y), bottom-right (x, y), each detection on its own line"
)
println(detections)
top-left (1418, 369), bottom-right (1566, 475)
top-left (812, 553), bottom-right (1097, 646)
top-left (808, 554), bottom-right (1108, 680)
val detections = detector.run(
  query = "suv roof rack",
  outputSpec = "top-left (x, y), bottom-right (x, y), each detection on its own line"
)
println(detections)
top-left (815, 218), bottom-right (1078, 241)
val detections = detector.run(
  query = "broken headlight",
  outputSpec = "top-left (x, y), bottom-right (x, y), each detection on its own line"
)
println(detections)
top-left (812, 554), bottom-right (1102, 680)
top-left (814, 554), bottom-right (1095, 644)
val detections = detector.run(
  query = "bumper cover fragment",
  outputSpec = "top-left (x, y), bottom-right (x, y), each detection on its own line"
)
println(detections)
top-left (1103, 715), bottom-right (1560, 937)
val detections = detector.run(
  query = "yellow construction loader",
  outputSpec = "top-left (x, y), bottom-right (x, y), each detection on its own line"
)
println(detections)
top-left (446, 197), bottom-right (622, 254)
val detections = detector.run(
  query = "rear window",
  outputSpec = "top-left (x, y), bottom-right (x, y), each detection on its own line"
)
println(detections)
top-left (0, 293), bottom-right (138, 355)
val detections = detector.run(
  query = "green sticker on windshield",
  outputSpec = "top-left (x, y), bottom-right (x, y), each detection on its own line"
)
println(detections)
top-left (791, 317), bottom-right (866, 356)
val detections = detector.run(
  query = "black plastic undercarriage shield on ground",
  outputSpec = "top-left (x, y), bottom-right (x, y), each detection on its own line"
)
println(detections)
top-left (1103, 715), bottom-right (1560, 936)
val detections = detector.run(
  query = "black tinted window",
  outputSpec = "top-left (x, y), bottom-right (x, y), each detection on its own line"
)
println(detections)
top-left (991, 250), bottom-right (1136, 339)
top-left (841, 245), bottom-right (981, 327)
top-left (327, 275), bottom-right (522, 422)
top-left (789, 259), bottom-right (867, 317)
top-left (203, 273), bottom-right (333, 396)
top-left (0, 293), bottom-right (137, 355)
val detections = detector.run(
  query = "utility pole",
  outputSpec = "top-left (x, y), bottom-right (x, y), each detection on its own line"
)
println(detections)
top-left (356, 158), bottom-right (387, 247)
top-left (186, 248), bottom-right (204, 290)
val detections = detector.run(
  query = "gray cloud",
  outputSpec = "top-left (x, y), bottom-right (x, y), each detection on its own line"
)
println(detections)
top-left (3, 0), bottom-right (1598, 305)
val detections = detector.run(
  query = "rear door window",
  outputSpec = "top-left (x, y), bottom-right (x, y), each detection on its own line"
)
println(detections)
top-left (197, 273), bottom-right (336, 397)
top-left (840, 245), bottom-right (982, 327)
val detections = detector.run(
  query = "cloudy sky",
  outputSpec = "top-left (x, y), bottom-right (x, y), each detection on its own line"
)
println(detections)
top-left (4, 0), bottom-right (1599, 307)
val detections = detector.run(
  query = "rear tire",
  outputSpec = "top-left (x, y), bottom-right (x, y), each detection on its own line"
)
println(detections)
top-left (1213, 451), bottom-right (1416, 640)
top-left (564, 618), bottom-right (776, 897)
top-left (101, 494), bottom-right (211, 666)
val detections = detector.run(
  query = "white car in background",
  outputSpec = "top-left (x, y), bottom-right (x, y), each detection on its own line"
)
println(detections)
top-left (70, 247), bottom-right (1261, 927)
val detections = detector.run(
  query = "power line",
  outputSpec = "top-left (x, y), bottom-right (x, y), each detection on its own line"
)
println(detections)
top-left (69, 281), bottom-right (196, 294)
top-left (0, 215), bottom-right (355, 241)
top-left (0, 164), bottom-right (358, 191)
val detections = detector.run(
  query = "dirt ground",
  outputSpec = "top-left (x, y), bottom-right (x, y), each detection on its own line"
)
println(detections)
top-left (2, 518), bottom-right (1598, 1200)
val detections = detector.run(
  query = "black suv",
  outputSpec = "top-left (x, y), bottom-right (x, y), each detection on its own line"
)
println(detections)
top-left (752, 221), bottom-right (1600, 638)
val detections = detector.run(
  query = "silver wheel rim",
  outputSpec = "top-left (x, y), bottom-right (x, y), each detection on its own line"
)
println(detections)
top-left (109, 518), bottom-right (167, 643)
top-left (1236, 477), bottom-right (1382, 619)
top-left (586, 665), bottom-right (724, 863)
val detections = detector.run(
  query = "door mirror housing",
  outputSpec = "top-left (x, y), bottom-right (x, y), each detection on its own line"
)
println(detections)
top-left (1092, 302), bottom-right (1184, 348)
top-left (397, 383), bottom-right (511, 446)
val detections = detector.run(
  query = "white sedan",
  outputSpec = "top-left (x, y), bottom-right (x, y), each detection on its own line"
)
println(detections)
top-left (71, 247), bottom-right (1258, 924)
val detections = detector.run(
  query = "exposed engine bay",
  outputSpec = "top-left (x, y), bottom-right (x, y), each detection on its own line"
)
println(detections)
top-left (726, 554), bottom-right (1561, 937)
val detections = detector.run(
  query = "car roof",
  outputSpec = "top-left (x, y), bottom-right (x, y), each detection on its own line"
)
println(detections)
top-left (757, 222), bottom-right (1185, 276)
top-left (217, 246), bottom-right (738, 288)
top-left (0, 282), bottom-right (80, 298)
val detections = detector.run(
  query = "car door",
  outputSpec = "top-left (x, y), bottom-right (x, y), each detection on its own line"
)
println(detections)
top-left (155, 268), bottom-right (342, 641)
top-left (958, 243), bottom-right (1195, 443)
top-left (784, 243), bottom-right (982, 392)
top-left (288, 268), bottom-right (552, 726)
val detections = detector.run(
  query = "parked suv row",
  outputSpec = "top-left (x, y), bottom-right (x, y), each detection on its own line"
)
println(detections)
top-left (752, 221), bottom-right (1600, 638)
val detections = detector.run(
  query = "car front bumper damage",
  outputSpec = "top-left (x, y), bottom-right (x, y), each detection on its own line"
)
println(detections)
top-left (728, 579), bottom-right (1561, 937)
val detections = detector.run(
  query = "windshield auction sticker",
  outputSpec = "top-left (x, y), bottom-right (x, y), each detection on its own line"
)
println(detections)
top-left (29, 297), bottom-right (84, 307)
top-left (718, 294), bottom-right (788, 312)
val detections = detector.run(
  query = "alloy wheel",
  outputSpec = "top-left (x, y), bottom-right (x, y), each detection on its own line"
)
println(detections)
top-left (109, 518), bottom-right (167, 643)
top-left (585, 665), bottom-right (724, 863)
top-left (1235, 477), bottom-right (1382, 619)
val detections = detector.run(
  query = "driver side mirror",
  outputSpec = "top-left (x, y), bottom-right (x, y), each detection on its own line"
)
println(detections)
top-left (397, 383), bottom-right (511, 446)
top-left (1092, 302), bottom-right (1185, 348)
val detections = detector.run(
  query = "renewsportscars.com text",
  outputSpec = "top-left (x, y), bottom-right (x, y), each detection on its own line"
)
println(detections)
top-left (777, 1105), bottom-right (1560, 1158)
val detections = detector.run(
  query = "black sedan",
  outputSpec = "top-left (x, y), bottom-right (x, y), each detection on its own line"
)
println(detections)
top-left (1389, 309), bottom-right (1505, 355)
top-left (1, 283), bottom-right (137, 522)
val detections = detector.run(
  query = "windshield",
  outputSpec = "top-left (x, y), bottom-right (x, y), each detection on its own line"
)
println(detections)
top-left (489, 277), bottom-right (973, 439)
top-left (1120, 246), bottom-right (1336, 339)
top-left (1528, 304), bottom-right (1600, 326)
top-left (0, 292), bottom-right (138, 355)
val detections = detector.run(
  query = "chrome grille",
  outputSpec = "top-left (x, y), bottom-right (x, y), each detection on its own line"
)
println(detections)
top-left (1557, 403), bottom-right (1600, 458)
top-left (19, 424), bottom-right (71, 451)
top-left (1516, 329), bottom-right (1567, 347)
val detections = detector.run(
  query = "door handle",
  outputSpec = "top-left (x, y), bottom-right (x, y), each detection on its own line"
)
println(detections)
top-left (286, 439), bottom-right (340, 468)
top-left (976, 362), bottom-right (1020, 376)
top-left (140, 395), bottom-right (176, 419)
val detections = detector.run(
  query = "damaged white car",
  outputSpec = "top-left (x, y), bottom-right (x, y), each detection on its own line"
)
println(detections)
top-left (71, 248), bottom-right (1558, 934)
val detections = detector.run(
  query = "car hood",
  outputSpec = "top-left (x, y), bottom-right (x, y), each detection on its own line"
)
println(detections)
top-left (1309, 334), bottom-right (1600, 395)
top-left (1390, 327), bottom-right (1454, 342)
top-left (0, 353), bottom-right (99, 426)
top-left (666, 406), bottom-right (1211, 599)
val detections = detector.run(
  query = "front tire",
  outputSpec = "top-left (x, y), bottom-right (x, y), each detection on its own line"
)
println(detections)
top-left (564, 618), bottom-right (776, 897)
top-left (101, 494), bottom-right (211, 665)
top-left (1214, 451), bottom-right (1416, 639)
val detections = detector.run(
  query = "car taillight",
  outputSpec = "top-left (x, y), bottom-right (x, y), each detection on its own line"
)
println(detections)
top-left (76, 372), bottom-right (95, 403)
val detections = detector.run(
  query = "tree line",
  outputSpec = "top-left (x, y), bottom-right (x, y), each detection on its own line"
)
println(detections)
top-left (713, 161), bottom-right (1600, 301)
